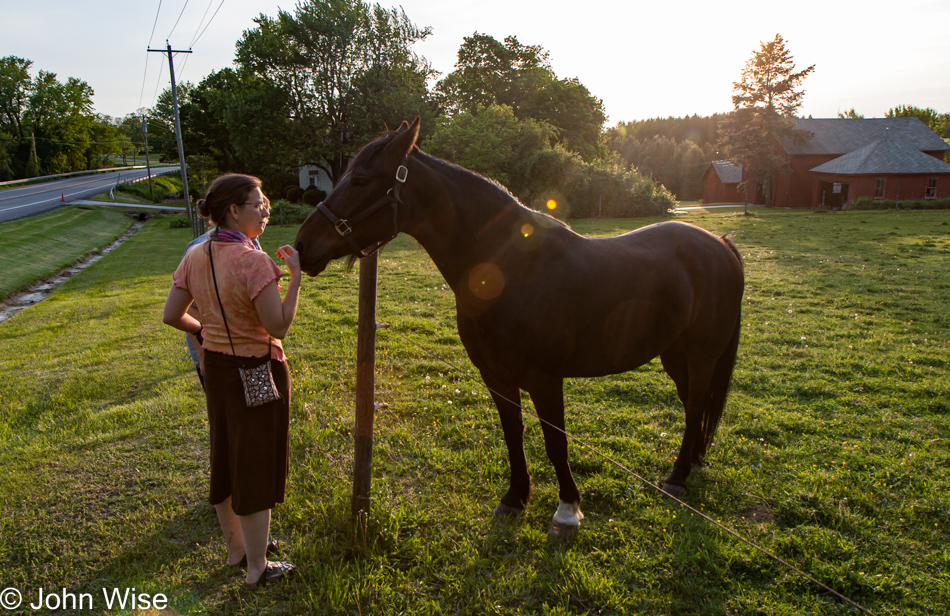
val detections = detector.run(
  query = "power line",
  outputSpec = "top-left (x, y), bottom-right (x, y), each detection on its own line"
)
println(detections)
top-left (140, 0), bottom-right (165, 110)
top-left (167, 0), bottom-right (191, 40)
top-left (191, 0), bottom-right (227, 47)
top-left (150, 53), bottom-right (168, 107)
top-left (189, 0), bottom-right (216, 47)
top-left (147, 0), bottom-right (164, 48)
top-left (137, 53), bottom-right (153, 111)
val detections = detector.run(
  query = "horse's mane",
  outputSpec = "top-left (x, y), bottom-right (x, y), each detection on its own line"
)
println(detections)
top-left (351, 128), bottom-right (570, 229)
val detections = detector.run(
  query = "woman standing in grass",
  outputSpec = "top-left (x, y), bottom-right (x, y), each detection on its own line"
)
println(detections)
top-left (162, 173), bottom-right (300, 589)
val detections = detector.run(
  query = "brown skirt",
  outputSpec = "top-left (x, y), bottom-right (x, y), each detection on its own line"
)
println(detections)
top-left (203, 349), bottom-right (291, 516)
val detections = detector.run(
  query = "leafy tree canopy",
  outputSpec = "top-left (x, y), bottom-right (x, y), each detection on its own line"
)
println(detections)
top-left (838, 108), bottom-right (864, 119)
top-left (232, 0), bottom-right (437, 185)
top-left (887, 105), bottom-right (949, 138)
top-left (717, 34), bottom-right (814, 203)
top-left (437, 33), bottom-right (606, 162)
top-left (0, 56), bottom-right (120, 179)
top-left (424, 104), bottom-right (553, 190)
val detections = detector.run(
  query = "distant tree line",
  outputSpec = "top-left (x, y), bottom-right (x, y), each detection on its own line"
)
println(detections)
top-left (0, 56), bottom-right (150, 181)
top-left (606, 116), bottom-right (725, 201)
top-left (145, 0), bottom-right (675, 217)
top-left (5, 8), bottom-right (949, 215)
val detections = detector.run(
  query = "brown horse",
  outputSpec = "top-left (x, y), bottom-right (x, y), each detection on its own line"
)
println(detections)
top-left (295, 118), bottom-right (744, 534)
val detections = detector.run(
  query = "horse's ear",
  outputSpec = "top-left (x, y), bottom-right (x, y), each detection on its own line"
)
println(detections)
top-left (396, 120), bottom-right (410, 133)
top-left (386, 116), bottom-right (421, 161)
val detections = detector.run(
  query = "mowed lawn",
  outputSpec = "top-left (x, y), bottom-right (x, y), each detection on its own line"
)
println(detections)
top-left (0, 208), bottom-right (948, 615)
top-left (0, 205), bottom-right (133, 298)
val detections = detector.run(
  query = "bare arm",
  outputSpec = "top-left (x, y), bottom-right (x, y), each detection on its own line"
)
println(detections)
top-left (163, 284), bottom-right (202, 335)
top-left (253, 245), bottom-right (302, 340)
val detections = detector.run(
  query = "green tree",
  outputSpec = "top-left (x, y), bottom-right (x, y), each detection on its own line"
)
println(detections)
top-left (0, 57), bottom-right (121, 177)
top-left (147, 81), bottom-right (194, 162)
top-left (607, 130), bottom-right (711, 201)
top-left (718, 34), bottom-right (814, 206)
top-left (423, 105), bottom-right (672, 218)
top-left (838, 108), bottom-right (864, 119)
top-left (181, 68), bottom-right (293, 189)
top-left (423, 104), bottom-right (553, 191)
top-left (437, 33), bottom-right (606, 161)
top-left (234, 0), bottom-right (436, 186)
top-left (25, 71), bottom-right (101, 174)
top-left (610, 114), bottom-right (723, 150)
top-left (886, 105), bottom-right (948, 137)
top-left (0, 56), bottom-right (32, 140)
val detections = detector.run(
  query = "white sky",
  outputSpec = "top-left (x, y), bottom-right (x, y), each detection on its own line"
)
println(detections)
top-left (3, 0), bottom-right (949, 126)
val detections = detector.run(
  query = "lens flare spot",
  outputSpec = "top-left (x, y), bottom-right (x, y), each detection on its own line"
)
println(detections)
top-left (521, 223), bottom-right (534, 238)
top-left (546, 199), bottom-right (558, 210)
top-left (468, 263), bottom-right (505, 301)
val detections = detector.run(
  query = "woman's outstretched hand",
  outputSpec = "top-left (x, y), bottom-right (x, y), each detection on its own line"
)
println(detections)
top-left (275, 245), bottom-right (301, 279)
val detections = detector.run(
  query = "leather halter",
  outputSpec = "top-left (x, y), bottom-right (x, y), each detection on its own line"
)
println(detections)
top-left (316, 160), bottom-right (408, 258)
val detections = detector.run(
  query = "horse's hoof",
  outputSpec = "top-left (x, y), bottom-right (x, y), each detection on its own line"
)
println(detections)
top-left (661, 482), bottom-right (687, 497)
top-left (547, 520), bottom-right (580, 538)
top-left (493, 502), bottom-right (523, 517)
top-left (547, 500), bottom-right (583, 537)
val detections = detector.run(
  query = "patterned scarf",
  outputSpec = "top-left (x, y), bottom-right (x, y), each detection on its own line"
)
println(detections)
top-left (213, 228), bottom-right (256, 249)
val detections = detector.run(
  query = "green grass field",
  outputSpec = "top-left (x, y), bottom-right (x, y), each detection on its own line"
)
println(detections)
top-left (0, 208), bottom-right (948, 615)
top-left (0, 206), bottom-right (133, 298)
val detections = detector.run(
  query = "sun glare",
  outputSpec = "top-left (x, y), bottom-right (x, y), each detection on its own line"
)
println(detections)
top-left (546, 199), bottom-right (558, 210)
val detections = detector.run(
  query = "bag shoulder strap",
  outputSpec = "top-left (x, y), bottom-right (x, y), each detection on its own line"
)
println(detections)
top-left (208, 239), bottom-right (237, 356)
top-left (209, 238), bottom-right (273, 358)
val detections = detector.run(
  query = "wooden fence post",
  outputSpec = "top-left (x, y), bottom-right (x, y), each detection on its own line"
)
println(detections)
top-left (352, 250), bottom-right (378, 523)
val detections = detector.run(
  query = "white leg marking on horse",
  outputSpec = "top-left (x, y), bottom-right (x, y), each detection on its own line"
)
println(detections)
top-left (552, 500), bottom-right (584, 527)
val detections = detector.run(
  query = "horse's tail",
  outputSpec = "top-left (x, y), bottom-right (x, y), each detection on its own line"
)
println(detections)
top-left (721, 232), bottom-right (743, 264)
top-left (693, 233), bottom-right (743, 458)
top-left (700, 308), bottom-right (741, 458)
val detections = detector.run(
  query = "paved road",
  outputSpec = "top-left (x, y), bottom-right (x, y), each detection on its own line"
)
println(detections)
top-left (0, 167), bottom-right (178, 223)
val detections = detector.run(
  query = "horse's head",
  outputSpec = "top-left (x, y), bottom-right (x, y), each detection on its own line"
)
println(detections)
top-left (294, 117), bottom-right (421, 276)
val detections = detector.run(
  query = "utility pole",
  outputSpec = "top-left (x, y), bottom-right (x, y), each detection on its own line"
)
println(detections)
top-left (141, 114), bottom-right (153, 200)
top-left (149, 42), bottom-right (196, 236)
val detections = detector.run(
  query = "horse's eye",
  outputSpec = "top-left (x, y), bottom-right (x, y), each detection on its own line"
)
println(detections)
top-left (351, 176), bottom-right (369, 187)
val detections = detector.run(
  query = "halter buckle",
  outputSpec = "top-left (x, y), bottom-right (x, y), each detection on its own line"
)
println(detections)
top-left (334, 219), bottom-right (352, 237)
top-left (395, 165), bottom-right (408, 183)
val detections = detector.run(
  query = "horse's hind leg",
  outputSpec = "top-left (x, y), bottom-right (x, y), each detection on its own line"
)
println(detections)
top-left (661, 358), bottom-right (714, 497)
top-left (661, 342), bottom-right (690, 411)
top-left (482, 372), bottom-right (533, 515)
top-left (525, 376), bottom-right (584, 535)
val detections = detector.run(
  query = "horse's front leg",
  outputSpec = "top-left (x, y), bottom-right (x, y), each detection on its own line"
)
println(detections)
top-left (482, 372), bottom-right (533, 515)
top-left (526, 376), bottom-right (584, 536)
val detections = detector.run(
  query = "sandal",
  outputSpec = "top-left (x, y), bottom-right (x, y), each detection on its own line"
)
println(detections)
top-left (227, 539), bottom-right (282, 569)
top-left (243, 561), bottom-right (295, 590)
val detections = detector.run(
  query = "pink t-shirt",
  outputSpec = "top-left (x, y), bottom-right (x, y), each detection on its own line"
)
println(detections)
top-left (174, 239), bottom-right (286, 361)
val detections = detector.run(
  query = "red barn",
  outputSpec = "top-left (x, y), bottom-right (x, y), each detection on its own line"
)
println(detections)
top-left (771, 117), bottom-right (950, 208)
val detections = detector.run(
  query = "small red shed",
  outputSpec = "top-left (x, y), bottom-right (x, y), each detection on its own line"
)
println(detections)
top-left (702, 160), bottom-right (747, 204)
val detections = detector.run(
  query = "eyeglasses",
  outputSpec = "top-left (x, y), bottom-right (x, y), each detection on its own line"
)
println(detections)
top-left (241, 201), bottom-right (270, 214)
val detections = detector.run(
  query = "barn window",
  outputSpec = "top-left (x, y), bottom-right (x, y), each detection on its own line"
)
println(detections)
top-left (875, 178), bottom-right (886, 198)
top-left (925, 178), bottom-right (937, 199)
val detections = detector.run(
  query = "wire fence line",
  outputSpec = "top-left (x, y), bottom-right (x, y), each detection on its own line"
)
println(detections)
top-left (367, 311), bottom-right (877, 616)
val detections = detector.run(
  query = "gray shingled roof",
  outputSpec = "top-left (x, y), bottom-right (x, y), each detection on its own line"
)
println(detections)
top-left (811, 140), bottom-right (950, 175)
top-left (782, 117), bottom-right (950, 155)
top-left (709, 160), bottom-right (742, 183)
